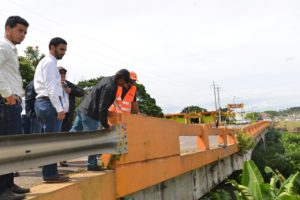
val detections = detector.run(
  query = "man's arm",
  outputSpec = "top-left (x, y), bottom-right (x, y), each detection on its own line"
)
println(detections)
top-left (98, 88), bottom-right (115, 129)
top-left (66, 81), bottom-right (84, 97)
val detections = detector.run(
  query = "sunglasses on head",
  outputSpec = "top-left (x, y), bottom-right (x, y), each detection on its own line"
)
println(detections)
top-left (59, 70), bottom-right (67, 75)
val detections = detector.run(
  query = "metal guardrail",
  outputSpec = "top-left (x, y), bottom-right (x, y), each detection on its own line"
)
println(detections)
top-left (0, 124), bottom-right (127, 175)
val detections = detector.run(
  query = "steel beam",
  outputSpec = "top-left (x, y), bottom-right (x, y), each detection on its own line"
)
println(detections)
top-left (0, 124), bottom-right (127, 175)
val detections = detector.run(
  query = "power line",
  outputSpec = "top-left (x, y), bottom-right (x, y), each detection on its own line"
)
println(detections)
top-left (0, 5), bottom-right (207, 92)
top-left (5, 0), bottom-right (153, 65)
top-left (3, 1), bottom-right (209, 83)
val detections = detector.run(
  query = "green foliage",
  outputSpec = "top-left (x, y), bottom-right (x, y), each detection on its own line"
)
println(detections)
top-left (77, 77), bottom-right (103, 91)
top-left (283, 107), bottom-right (300, 115)
top-left (277, 172), bottom-right (300, 197)
top-left (251, 127), bottom-right (292, 179)
top-left (19, 46), bottom-right (45, 88)
top-left (244, 112), bottom-right (259, 122)
top-left (136, 83), bottom-right (163, 117)
top-left (264, 107), bottom-right (300, 118)
top-left (281, 133), bottom-right (300, 173)
top-left (264, 110), bottom-right (280, 118)
top-left (236, 130), bottom-right (255, 155)
top-left (264, 166), bottom-right (286, 192)
top-left (229, 160), bottom-right (300, 200)
top-left (75, 77), bottom-right (104, 109)
top-left (202, 189), bottom-right (232, 200)
top-left (181, 105), bottom-right (207, 113)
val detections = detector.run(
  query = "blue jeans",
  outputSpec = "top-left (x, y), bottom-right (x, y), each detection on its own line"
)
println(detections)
top-left (0, 102), bottom-right (22, 192)
top-left (35, 98), bottom-right (62, 179)
top-left (70, 111), bottom-right (100, 168)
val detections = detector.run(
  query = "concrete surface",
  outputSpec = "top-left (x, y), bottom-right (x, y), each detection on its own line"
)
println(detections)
top-left (15, 157), bottom-right (89, 189)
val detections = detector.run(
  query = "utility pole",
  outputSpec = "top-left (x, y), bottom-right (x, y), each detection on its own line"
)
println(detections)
top-left (212, 82), bottom-right (219, 127)
top-left (233, 96), bottom-right (236, 104)
top-left (213, 82), bottom-right (218, 112)
top-left (217, 86), bottom-right (222, 124)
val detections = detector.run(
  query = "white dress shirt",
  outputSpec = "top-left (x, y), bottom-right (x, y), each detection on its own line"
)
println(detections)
top-left (34, 54), bottom-right (64, 113)
top-left (62, 81), bottom-right (69, 113)
top-left (0, 37), bottom-right (24, 97)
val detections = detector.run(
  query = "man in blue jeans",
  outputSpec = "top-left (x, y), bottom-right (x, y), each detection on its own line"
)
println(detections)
top-left (70, 69), bottom-right (132, 171)
top-left (33, 37), bottom-right (69, 183)
top-left (0, 16), bottom-right (30, 200)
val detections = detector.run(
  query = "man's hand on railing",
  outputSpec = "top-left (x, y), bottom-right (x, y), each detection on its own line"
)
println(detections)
top-left (104, 126), bottom-right (112, 132)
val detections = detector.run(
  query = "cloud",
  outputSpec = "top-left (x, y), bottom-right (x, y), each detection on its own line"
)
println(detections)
top-left (285, 56), bottom-right (295, 62)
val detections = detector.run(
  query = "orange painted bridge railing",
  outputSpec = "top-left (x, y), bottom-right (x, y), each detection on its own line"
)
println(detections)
top-left (104, 114), bottom-right (271, 198)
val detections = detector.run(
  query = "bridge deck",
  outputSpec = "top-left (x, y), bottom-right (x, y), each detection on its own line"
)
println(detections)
top-left (12, 114), bottom-right (269, 200)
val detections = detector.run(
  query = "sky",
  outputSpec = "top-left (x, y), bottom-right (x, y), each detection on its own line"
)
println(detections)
top-left (1, 0), bottom-right (300, 113)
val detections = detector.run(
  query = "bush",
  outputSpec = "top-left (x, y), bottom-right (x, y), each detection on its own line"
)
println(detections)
top-left (236, 130), bottom-right (255, 155)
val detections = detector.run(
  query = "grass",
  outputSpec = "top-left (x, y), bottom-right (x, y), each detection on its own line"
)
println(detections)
top-left (275, 120), bottom-right (300, 132)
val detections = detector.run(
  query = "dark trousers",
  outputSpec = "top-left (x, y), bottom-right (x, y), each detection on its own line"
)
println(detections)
top-left (61, 113), bottom-right (72, 132)
top-left (0, 101), bottom-right (22, 192)
top-left (21, 114), bottom-right (31, 134)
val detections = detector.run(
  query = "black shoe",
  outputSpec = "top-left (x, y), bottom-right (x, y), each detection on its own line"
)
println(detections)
top-left (87, 165), bottom-right (106, 171)
top-left (10, 184), bottom-right (30, 194)
top-left (14, 172), bottom-right (19, 177)
top-left (0, 189), bottom-right (25, 200)
top-left (59, 161), bottom-right (69, 167)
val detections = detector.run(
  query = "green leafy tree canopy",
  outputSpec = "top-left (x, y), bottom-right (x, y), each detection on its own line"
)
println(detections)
top-left (181, 105), bottom-right (207, 113)
top-left (19, 46), bottom-right (45, 88)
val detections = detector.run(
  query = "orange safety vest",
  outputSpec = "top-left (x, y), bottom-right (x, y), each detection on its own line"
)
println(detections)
top-left (110, 86), bottom-right (136, 113)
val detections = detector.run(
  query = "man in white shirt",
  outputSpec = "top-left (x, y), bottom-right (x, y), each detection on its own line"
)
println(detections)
top-left (33, 37), bottom-right (69, 183)
top-left (0, 15), bottom-right (30, 200)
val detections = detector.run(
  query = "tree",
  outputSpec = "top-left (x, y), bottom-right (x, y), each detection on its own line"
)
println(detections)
top-left (77, 77), bottom-right (103, 91)
top-left (264, 110), bottom-right (279, 119)
top-left (244, 112), bottom-right (259, 121)
top-left (136, 83), bottom-right (163, 117)
top-left (252, 127), bottom-right (291, 179)
top-left (19, 46), bottom-right (45, 88)
top-left (181, 106), bottom-right (207, 113)
top-left (281, 133), bottom-right (300, 173)
top-left (75, 77), bottom-right (104, 109)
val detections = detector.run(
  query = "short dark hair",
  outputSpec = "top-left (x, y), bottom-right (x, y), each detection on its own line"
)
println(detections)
top-left (5, 16), bottom-right (29, 29)
top-left (115, 69), bottom-right (132, 83)
top-left (49, 37), bottom-right (67, 50)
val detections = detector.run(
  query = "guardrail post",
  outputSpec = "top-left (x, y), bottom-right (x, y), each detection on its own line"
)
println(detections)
top-left (217, 127), bottom-right (227, 147)
top-left (197, 125), bottom-right (209, 150)
top-left (226, 128), bottom-right (236, 145)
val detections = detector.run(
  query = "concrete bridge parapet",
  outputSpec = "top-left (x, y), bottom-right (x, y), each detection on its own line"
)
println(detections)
top-left (27, 114), bottom-right (271, 200)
